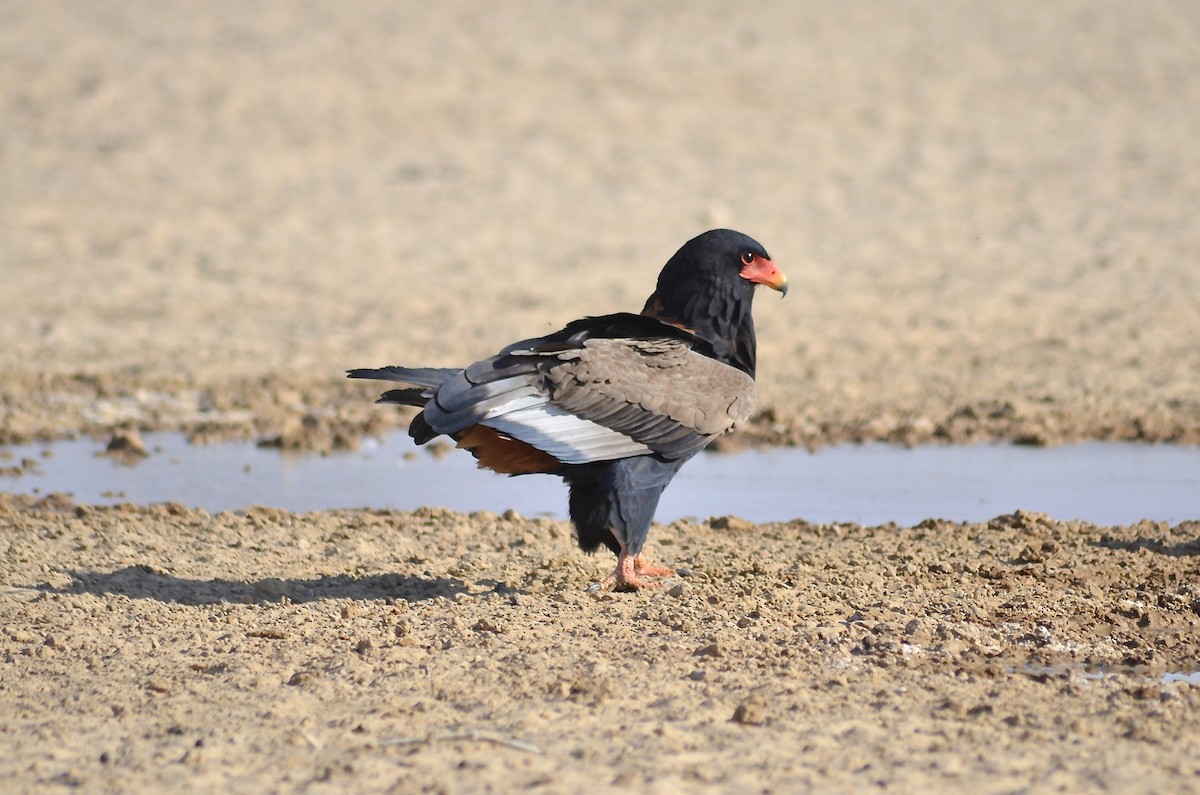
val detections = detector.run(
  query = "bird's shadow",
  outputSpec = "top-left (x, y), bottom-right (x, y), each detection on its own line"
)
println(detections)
top-left (35, 565), bottom-right (484, 605)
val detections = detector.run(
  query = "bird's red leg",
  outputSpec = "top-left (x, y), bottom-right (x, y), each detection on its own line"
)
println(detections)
top-left (601, 551), bottom-right (676, 591)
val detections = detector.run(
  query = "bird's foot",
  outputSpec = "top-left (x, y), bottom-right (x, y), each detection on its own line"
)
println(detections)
top-left (632, 555), bottom-right (675, 578)
top-left (600, 553), bottom-right (676, 591)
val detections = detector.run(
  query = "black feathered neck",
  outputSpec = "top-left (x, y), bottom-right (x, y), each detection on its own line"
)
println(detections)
top-left (640, 229), bottom-right (768, 378)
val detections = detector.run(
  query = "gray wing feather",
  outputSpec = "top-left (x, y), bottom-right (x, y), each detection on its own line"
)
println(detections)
top-left (544, 337), bottom-right (756, 459)
top-left (363, 335), bottom-right (755, 464)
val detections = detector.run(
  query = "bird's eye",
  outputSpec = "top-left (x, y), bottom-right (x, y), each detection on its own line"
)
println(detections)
top-left (741, 252), bottom-right (755, 265)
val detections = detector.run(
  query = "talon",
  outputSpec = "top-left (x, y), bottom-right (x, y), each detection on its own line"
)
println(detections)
top-left (601, 551), bottom-right (673, 590)
top-left (633, 554), bottom-right (675, 578)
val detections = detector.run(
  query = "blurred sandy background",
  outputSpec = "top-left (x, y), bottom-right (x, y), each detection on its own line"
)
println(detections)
top-left (2, 0), bottom-right (1198, 447)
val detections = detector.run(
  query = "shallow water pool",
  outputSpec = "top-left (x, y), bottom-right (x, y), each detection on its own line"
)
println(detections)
top-left (3, 434), bottom-right (1198, 526)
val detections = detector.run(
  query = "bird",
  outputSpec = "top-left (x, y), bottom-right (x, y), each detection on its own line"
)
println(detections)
top-left (348, 229), bottom-right (787, 589)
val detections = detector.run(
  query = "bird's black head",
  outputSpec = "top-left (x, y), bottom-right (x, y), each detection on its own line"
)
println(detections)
top-left (641, 229), bottom-right (786, 377)
top-left (650, 229), bottom-right (786, 303)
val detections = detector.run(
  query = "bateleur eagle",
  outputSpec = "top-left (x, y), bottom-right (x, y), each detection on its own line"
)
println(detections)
top-left (348, 229), bottom-right (787, 589)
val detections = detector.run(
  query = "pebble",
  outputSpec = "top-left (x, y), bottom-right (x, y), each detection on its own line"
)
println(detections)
top-left (732, 695), bottom-right (768, 725)
top-left (473, 618), bottom-right (502, 634)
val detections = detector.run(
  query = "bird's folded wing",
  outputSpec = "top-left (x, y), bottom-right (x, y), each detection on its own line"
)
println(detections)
top-left (544, 337), bottom-right (756, 459)
top-left (421, 335), bottom-right (755, 464)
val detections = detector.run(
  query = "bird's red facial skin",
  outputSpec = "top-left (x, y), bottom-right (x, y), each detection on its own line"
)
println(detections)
top-left (739, 255), bottom-right (789, 295)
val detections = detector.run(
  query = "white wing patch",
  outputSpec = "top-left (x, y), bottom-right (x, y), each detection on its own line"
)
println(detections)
top-left (483, 404), bottom-right (652, 464)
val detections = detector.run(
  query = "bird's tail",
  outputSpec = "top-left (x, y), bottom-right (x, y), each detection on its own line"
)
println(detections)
top-left (346, 366), bottom-right (460, 407)
top-left (348, 366), bottom-right (462, 443)
top-left (347, 366), bottom-right (459, 387)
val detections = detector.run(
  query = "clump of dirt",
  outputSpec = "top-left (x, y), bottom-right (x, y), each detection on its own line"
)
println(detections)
top-left (102, 428), bottom-right (150, 464)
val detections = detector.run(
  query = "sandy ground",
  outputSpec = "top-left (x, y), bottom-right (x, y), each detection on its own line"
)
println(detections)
top-left (3, 494), bottom-right (1200, 793)
top-left (2, 1), bottom-right (1200, 792)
